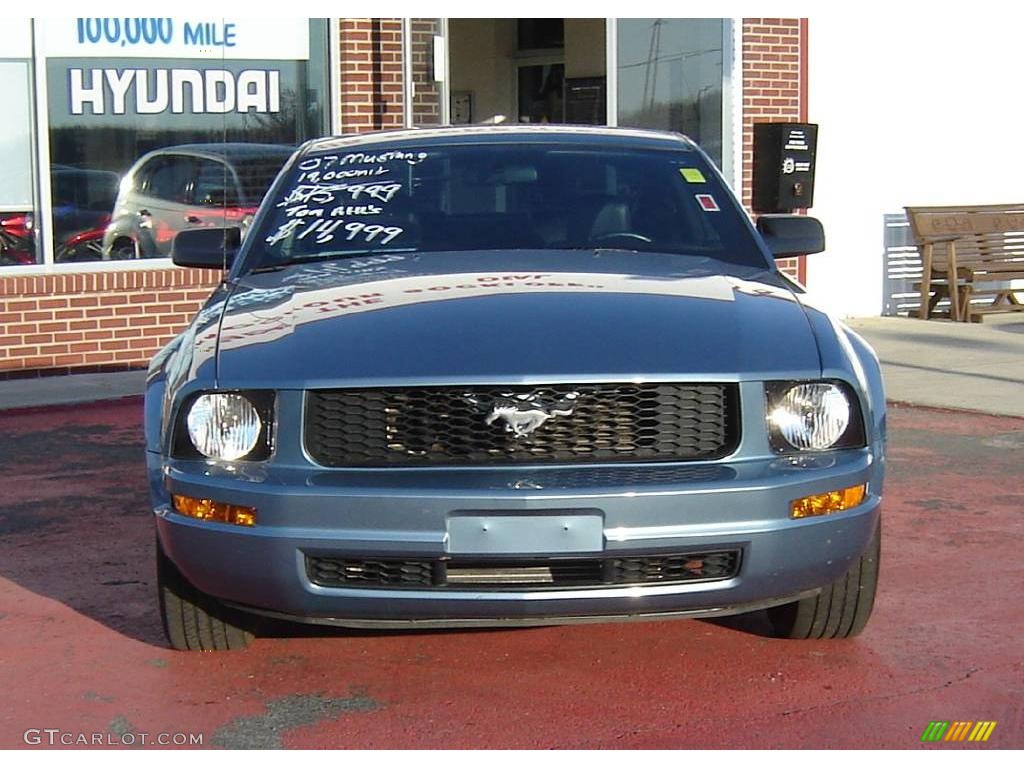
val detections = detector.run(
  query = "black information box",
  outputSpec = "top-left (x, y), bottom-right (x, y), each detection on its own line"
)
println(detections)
top-left (752, 122), bottom-right (818, 213)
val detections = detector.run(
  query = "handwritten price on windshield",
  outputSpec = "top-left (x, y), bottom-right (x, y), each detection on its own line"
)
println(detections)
top-left (266, 218), bottom-right (404, 247)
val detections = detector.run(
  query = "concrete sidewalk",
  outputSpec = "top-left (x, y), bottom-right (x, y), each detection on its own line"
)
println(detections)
top-left (0, 370), bottom-right (147, 410)
top-left (0, 314), bottom-right (1021, 417)
top-left (847, 313), bottom-right (1024, 418)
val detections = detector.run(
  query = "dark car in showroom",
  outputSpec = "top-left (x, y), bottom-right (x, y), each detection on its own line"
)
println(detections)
top-left (147, 125), bottom-right (885, 650)
top-left (102, 142), bottom-right (295, 260)
top-left (1, 166), bottom-right (120, 265)
top-left (52, 165), bottom-right (121, 262)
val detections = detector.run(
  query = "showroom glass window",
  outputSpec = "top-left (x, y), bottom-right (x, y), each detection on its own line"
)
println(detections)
top-left (616, 19), bottom-right (725, 169)
top-left (42, 19), bottom-right (329, 264)
top-left (0, 44), bottom-right (38, 266)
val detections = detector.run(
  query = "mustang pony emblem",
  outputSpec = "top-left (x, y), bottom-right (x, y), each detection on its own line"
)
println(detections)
top-left (463, 392), bottom-right (580, 438)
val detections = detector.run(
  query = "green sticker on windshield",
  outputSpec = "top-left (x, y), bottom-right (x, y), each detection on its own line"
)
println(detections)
top-left (680, 168), bottom-right (706, 184)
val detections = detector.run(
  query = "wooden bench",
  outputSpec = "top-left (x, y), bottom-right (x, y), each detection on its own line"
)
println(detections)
top-left (905, 204), bottom-right (1024, 321)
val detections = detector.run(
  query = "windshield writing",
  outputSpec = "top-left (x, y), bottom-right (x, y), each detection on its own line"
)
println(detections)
top-left (247, 144), bottom-right (767, 270)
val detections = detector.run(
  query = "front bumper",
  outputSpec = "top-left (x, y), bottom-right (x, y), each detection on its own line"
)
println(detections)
top-left (152, 447), bottom-right (882, 627)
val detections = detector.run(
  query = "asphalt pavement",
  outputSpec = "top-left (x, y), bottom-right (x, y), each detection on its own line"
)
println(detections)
top-left (0, 399), bottom-right (1020, 748)
top-left (1, 313), bottom-right (1022, 748)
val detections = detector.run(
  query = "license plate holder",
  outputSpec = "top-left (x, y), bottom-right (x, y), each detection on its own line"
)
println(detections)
top-left (446, 512), bottom-right (604, 555)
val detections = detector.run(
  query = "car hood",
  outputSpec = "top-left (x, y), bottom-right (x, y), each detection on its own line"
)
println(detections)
top-left (210, 251), bottom-right (822, 387)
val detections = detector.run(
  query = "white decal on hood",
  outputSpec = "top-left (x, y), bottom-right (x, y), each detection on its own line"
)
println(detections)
top-left (199, 272), bottom-right (736, 354)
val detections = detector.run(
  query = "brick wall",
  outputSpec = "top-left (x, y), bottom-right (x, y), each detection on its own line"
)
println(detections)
top-left (741, 17), bottom-right (807, 281)
top-left (411, 19), bottom-right (443, 126)
top-left (0, 270), bottom-right (220, 379)
top-left (338, 18), bottom-right (405, 133)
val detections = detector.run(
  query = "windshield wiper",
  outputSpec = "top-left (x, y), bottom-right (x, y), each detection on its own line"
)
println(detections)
top-left (248, 248), bottom-right (417, 274)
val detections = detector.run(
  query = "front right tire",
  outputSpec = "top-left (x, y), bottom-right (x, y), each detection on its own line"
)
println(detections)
top-left (157, 539), bottom-right (253, 651)
top-left (766, 520), bottom-right (881, 639)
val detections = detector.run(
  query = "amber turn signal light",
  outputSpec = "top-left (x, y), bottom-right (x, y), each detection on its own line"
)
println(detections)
top-left (172, 494), bottom-right (256, 526)
top-left (790, 484), bottom-right (866, 519)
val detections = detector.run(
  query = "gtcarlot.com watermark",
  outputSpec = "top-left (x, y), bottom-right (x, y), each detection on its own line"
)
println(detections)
top-left (24, 729), bottom-right (203, 747)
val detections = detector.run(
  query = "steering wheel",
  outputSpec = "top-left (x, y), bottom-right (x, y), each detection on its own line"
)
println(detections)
top-left (591, 232), bottom-right (653, 245)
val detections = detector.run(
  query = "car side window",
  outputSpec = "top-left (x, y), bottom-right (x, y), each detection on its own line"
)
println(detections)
top-left (131, 159), bottom-right (157, 195)
top-left (143, 156), bottom-right (194, 203)
top-left (193, 159), bottom-right (240, 207)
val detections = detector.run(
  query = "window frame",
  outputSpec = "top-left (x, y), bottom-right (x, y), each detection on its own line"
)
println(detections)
top-left (605, 18), bottom-right (737, 191)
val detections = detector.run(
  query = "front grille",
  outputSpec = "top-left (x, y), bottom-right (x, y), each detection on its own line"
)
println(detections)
top-left (304, 383), bottom-right (738, 467)
top-left (307, 550), bottom-right (741, 591)
top-left (502, 463), bottom-right (737, 489)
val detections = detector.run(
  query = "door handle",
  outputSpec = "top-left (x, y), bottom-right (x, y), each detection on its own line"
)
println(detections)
top-left (185, 215), bottom-right (202, 224)
top-left (138, 209), bottom-right (151, 217)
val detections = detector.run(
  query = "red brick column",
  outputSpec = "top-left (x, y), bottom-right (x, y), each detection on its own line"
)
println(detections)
top-left (338, 18), bottom-right (405, 133)
top-left (741, 17), bottom-right (807, 282)
top-left (411, 19), bottom-right (443, 126)
top-left (0, 269), bottom-right (220, 378)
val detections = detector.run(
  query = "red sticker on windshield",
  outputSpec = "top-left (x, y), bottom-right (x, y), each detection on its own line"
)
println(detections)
top-left (696, 194), bottom-right (720, 212)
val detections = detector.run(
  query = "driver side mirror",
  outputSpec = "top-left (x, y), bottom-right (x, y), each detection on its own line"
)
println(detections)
top-left (170, 227), bottom-right (241, 269)
top-left (756, 214), bottom-right (825, 258)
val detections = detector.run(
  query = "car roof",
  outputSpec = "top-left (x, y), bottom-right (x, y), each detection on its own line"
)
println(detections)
top-left (303, 125), bottom-right (698, 155)
top-left (145, 143), bottom-right (296, 162)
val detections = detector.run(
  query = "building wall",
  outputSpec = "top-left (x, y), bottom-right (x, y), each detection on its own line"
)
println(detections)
top-left (1, 19), bottom-right (326, 380)
top-left (0, 269), bottom-right (219, 378)
top-left (1, 17), bottom-right (808, 378)
top-left (338, 18), bottom-right (405, 132)
top-left (411, 19), bottom-right (444, 126)
top-left (741, 17), bottom-right (805, 281)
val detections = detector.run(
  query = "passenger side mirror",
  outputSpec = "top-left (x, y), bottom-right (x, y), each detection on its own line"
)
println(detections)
top-left (756, 214), bottom-right (825, 258)
top-left (170, 227), bottom-right (241, 269)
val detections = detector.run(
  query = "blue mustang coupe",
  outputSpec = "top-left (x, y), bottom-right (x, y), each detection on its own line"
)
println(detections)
top-left (147, 126), bottom-right (884, 650)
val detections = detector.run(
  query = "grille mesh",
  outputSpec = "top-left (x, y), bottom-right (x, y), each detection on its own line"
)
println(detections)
top-left (309, 558), bottom-right (435, 588)
top-left (307, 550), bottom-right (741, 590)
top-left (304, 383), bottom-right (738, 467)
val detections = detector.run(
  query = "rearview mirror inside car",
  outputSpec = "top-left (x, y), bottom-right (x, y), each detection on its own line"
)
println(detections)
top-left (170, 227), bottom-right (241, 269)
top-left (756, 214), bottom-right (825, 258)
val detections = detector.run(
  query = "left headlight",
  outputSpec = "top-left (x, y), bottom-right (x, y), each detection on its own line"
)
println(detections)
top-left (174, 391), bottom-right (275, 461)
top-left (765, 381), bottom-right (865, 452)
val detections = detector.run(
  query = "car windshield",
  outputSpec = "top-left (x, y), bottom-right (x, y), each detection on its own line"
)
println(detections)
top-left (244, 142), bottom-right (769, 271)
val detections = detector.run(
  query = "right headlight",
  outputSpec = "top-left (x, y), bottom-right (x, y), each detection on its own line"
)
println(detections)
top-left (765, 381), bottom-right (866, 453)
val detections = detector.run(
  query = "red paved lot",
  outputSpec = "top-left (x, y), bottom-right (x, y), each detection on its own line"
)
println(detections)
top-left (0, 399), bottom-right (1021, 749)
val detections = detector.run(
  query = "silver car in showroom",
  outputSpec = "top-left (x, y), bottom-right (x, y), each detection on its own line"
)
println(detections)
top-left (102, 143), bottom-right (294, 259)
